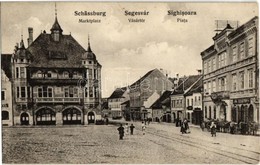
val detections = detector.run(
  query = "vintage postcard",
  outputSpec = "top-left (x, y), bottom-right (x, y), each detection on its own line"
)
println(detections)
top-left (1, 1), bottom-right (259, 164)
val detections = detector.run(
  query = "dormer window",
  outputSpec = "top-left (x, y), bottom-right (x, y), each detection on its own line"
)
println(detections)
top-left (37, 71), bottom-right (43, 78)
top-left (63, 71), bottom-right (69, 78)
top-left (53, 31), bottom-right (60, 42)
top-left (47, 71), bottom-right (52, 78)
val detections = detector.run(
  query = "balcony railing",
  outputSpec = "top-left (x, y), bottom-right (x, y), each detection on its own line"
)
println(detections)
top-left (28, 78), bottom-right (86, 86)
top-left (210, 91), bottom-right (230, 103)
top-left (35, 97), bottom-right (81, 103)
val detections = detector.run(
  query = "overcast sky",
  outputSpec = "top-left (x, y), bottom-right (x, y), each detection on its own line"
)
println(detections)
top-left (1, 2), bottom-right (258, 97)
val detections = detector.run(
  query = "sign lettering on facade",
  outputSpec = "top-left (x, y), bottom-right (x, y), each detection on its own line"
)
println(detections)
top-left (233, 98), bottom-right (250, 104)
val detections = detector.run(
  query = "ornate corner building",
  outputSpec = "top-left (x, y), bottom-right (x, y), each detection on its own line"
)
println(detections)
top-left (201, 16), bottom-right (259, 123)
top-left (11, 14), bottom-right (102, 125)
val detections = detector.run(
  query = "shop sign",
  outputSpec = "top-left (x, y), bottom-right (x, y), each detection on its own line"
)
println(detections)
top-left (187, 106), bottom-right (193, 110)
top-left (233, 98), bottom-right (250, 104)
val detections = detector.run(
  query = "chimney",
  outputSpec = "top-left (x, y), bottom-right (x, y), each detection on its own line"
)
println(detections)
top-left (197, 69), bottom-right (202, 75)
top-left (27, 27), bottom-right (33, 46)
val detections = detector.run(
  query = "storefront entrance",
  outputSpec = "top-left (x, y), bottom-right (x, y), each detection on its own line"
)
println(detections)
top-left (88, 111), bottom-right (95, 124)
top-left (36, 108), bottom-right (56, 125)
top-left (62, 108), bottom-right (82, 125)
top-left (20, 112), bottom-right (29, 125)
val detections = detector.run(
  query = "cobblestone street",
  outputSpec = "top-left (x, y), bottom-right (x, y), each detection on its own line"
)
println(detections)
top-left (2, 122), bottom-right (260, 164)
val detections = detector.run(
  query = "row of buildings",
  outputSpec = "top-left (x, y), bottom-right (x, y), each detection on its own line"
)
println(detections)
top-left (106, 69), bottom-right (204, 125)
top-left (105, 16), bottom-right (259, 125)
top-left (1, 13), bottom-right (259, 126)
top-left (1, 12), bottom-right (102, 126)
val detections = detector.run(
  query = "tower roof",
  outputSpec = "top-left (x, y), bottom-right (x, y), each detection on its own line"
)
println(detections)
top-left (82, 36), bottom-right (97, 61)
top-left (50, 16), bottom-right (63, 34)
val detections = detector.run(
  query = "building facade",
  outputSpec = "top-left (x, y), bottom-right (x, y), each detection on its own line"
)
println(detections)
top-left (108, 87), bottom-right (129, 119)
top-left (12, 14), bottom-right (102, 125)
top-left (201, 16), bottom-right (259, 123)
top-left (171, 75), bottom-right (202, 122)
top-left (184, 78), bottom-right (203, 125)
top-left (129, 68), bottom-right (174, 121)
top-left (1, 69), bottom-right (13, 126)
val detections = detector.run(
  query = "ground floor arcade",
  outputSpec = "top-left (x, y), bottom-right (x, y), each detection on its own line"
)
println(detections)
top-left (14, 106), bottom-right (100, 126)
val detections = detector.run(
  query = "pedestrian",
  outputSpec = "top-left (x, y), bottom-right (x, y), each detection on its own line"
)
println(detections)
top-left (117, 124), bottom-right (124, 140)
top-left (124, 123), bottom-right (129, 135)
top-left (200, 121), bottom-right (205, 131)
top-left (142, 121), bottom-right (146, 135)
top-left (210, 121), bottom-right (217, 137)
top-left (180, 119), bottom-right (188, 134)
top-left (130, 123), bottom-right (135, 135)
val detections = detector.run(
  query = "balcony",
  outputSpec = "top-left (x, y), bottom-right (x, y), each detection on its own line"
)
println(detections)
top-left (210, 91), bottom-right (230, 103)
top-left (28, 78), bottom-right (86, 86)
top-left (35, 97), bottom-right (81, 104)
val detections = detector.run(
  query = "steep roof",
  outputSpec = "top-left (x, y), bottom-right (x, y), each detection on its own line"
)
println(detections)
top-left (130, 69), bottom-right (156, 87)
top-left (121, 100), bottom-right (130, 106)
top-left (101, 101), bottom-right (108, 110)
top-left (27, 33), bottom-right (86, 68)
top-left (172, 75), bottom-right (201, 95)
top-left (1, 54), bottom-right (12, 79)
top-left (50, 17), bottom-right (63, 34)
top-left (185, 77), bottom-right (203, 96)
top-left (109, 87), bottom-right (127, 99)
top-left (151, 90), bottom-right (172, 109)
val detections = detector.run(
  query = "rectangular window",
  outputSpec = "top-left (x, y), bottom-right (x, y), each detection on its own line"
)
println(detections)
top-left (212, 80), bottom-right (216, 92)
top-left (64, 88), bottom-right (69, 97)
top-left (74, 88), bottom-right (78, 97)
top-left (240, 42), bottom-right (245, 59)
top-left (38, 88), bottom-right (42, 97)
top-left (218, 54), bottom-right (221, 68)
top-left (89, 69), bottom-right (93, 79)
top-left (204, 82), bottom-right (207, 93)
top-left (94, 69), bottom-right (97, 79)
top-left (85, 88), bottom-right (88, 97)
top-left (204, 61), bottom-right (207, 74)
top-left (21, 87), bottom-right (26, 98)
top-left (248, 37), bottom-right (254, 56)
top-left (16, 67), bottom-right (19, 78)
top-left (20, 67), bottom-right (25, 78)
top-left (43, 86), bottom-right (48, 97)
top-left (208, 81), bottom-right (211, 94)
top-left (95, 87), bottom-right (98, 98)
top-left (89, 87), bottom-right (93, 97)
top-left (232, 74), bottom-right (237, 91)
top-left (240, 72), bottom-right (245, 89)
top-left (232, 46), bottom-right (237, 63)
top-left (1, 91), bottom-right (6, 100)
top-left (219, 78), bottom-right (225, 91)
top-left (69, 87), bottom-right (74, 97)
top-left (48, 88), bottom-right (53, 97)
top-left (222, 52), bottom-right (226, 67)
top-left (208, 60), bottom-right (211, 73)
top-left (27, 87), bottom-right (30, 98)
top-left (248, 69), bottom-right (254, 88)
top-left (212, 58), bottom-right (216, 71)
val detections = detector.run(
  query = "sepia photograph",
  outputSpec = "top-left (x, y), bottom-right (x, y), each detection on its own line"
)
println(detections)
top-left (0, 1), bottom-right (259, 164)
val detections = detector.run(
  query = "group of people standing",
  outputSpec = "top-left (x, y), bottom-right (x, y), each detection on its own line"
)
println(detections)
top-left (117, 123), bottom-right (136, 140)
top-left (200, 121), bottom-right (217, 137)
top-left (117, 121), bottom-right (148, 140)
